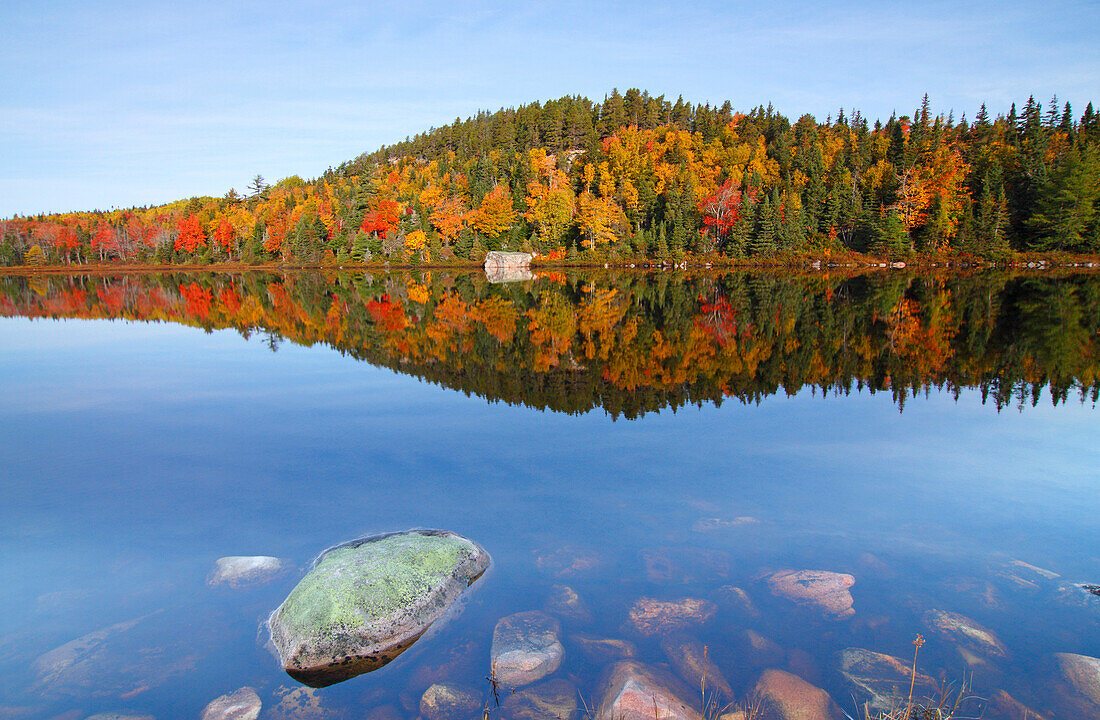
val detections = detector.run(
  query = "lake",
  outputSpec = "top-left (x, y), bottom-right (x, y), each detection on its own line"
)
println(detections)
top-left (1, 269), bottom-right (1098, 720)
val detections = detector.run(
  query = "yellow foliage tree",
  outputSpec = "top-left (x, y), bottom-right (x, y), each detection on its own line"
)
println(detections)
top-left (576, 192), bottom-right (628, 248)
top-left (24, 244), bottom-right (47, 266)
top-left (525, 149), bottom-right (574, 245)
top-left (469, 184), bottom-right (516, 239)
top-left (404, 229), bottom-right (427, 257)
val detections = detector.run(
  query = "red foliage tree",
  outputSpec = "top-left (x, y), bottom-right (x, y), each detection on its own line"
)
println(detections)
top-left (698, 180), bottom-right (744, 239)
top-left (125, 215), bottom-right (150, 246)
top-left (174, 215), bottom-right (206, 253)
top-left (360, 199), bottom-right (403, 238)
top-left (212, 217), bottom-right (235, 255)
top-left (57, 227), bottom-right (81, 261)
top-left (90, 221), bottom-right (117, 260)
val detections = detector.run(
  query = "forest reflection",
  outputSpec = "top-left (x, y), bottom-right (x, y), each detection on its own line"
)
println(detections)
top-left (2, 270), bottom-right (1097, 417)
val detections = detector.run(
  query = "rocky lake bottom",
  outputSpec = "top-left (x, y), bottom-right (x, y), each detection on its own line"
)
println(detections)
top-left (0, 270), bottom-right (1098, 719)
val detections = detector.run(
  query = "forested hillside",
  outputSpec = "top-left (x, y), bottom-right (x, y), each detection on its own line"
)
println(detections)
top-left (3, 89), bottom-right (1099, 267)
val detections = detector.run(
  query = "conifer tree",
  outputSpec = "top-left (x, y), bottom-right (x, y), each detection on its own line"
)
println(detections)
top-left (751, 196), bottom-right (778, 256)
top-left (1027, 145), bottom-right (1100, 251)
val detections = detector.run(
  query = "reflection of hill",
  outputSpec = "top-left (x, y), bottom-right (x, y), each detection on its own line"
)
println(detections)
top-left (2, 271), bottom-right (1097, 416)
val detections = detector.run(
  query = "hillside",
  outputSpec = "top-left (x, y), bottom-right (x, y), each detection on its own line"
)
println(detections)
top-left (2, 89), bottom-right (1099, 267)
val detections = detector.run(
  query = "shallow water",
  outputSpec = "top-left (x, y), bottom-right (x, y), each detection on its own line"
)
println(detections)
top-left (1, 270), bottom-right (1098, 719)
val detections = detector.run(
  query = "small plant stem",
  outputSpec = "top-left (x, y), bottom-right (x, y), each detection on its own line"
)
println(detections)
top-left (905, 634), bottom-right (925, 718)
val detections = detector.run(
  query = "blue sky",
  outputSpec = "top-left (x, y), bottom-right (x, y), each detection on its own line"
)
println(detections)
top-left (2, 0), bottom-right (1097, 217)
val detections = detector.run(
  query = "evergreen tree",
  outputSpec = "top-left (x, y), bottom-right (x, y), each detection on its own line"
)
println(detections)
top-left (725, 210), bottom-right (751, 257)
top-left (352, 231), bottom-right (371, 261)
top-left (1060, 102), bottom-right (1074, 133)
top-left (778, 192), bottom-right (806, 250)
top-left (454, 228), bottom-right (475, 259)
top-left (470, 235), bottom-right (486, 260)
top-left (919, 195), bottom-right (951, 251)
top-left (655, 222), bottom-right (669, 259)
top-left (1027, 145), bottom-right (1100, 251)
top-left (1044, 95), bottom-right (1060, 128)
top-left (887, 116), bottom-right (906, 168)
top-left (880, 211), bottom-right (909, 257)
top-left (1081, 102), bottom-right (1099, 143)
top-left (368, 233), bottom-right (384, 260)
top-left (750, 196), bottom-right (778, 256)
top-left (601, 89), bottom-right (627, 134)
top-left (975, 103), bottom-right (990, 128)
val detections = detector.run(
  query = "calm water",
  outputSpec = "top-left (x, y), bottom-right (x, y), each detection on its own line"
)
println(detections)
top-left (0, 270), bottom-right (1098, 719)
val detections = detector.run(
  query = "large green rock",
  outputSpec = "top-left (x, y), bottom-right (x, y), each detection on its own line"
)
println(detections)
top-left (269, 529), bottom-right (490, 687)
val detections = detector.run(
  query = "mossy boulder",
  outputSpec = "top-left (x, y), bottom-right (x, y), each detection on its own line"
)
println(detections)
top-left (269, 529), bottom-right (490, 687)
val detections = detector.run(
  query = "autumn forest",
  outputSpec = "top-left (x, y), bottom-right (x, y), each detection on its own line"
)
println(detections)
top-left (3, 89), bottom-right (1100, 268)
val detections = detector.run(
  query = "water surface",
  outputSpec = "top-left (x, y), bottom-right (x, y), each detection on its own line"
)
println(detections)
top-left (1, 270), bottom-right (1098, 719)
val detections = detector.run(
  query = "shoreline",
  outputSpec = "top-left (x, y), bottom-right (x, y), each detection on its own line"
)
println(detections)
top-left (2, 251), bottom-right (1099, 277)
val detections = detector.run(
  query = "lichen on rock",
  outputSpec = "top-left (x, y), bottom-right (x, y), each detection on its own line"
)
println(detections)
top-left (268, 529), bottom-right (490, 687)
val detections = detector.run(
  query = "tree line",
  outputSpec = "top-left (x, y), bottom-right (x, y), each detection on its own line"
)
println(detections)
top-left (3, 90), bottom-right (1099, 267)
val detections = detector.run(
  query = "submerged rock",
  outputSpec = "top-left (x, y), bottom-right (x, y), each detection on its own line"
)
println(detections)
top-left (208, 556), bottom-right (289, 588)
top-left (570, 633), bottom-right (637, 664)
top-left (1009, 559), bottom-right (1059, 579)
top-left (31, 611), bottom-right (203, 698)
top-left (501, 678), bottom-right (579, 720)
top-left (940, 576), bottom-right (1002, 609)
top-left (1053, 652), bottom-right (1100, 707)
top-left (856, 553), bottom-right (892, 577)
top-left (535, 546), bottom-right (601, 578)
top-left (545, 585), bottom-right (592, 622)
top-left (923, 610), bottom-right (1007, 658)
top-left (752, 669), bottom-right (844, 720)
top-left (362, 705), bottom-right (403, 720)
top-left (628, 597), bottom-right (716, 636)
top-left (987, 690), bottom-right (1049, 720)
top-left (595, 661), bottom-right (701, 720)
top-left (491, 611), bottom-right (564, 687)
top-left (837, 648), bottom-right (937, 713)
top-left (642, 547), bottom-right (731, 584)
top-left (718, 713), bottom-right (749, 720)
top-left (200, 687), bottom-right (262, 720)
top-left (995, 560), bottom-right (1060, 593)
top-left (419, 683), bottom-right (482, 720)
top-left (268, 529), bottom-right (490, 687)
top-left (766, 570), bottom-right (855, 619)
top-left (742, 630), bottom-right (785, 668)
top-left (268, 686), bottom-right (332, 720)
top-left (714, 585), bottom-right (761, 618)
top-left (405, 638), bottom-right (480, 690)
top-left (41, 711), bottom-right (81, 720)
top-left (691, 516), bottom-right (759, 533)
top-left (659, 635), bottom-right (734, 702)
